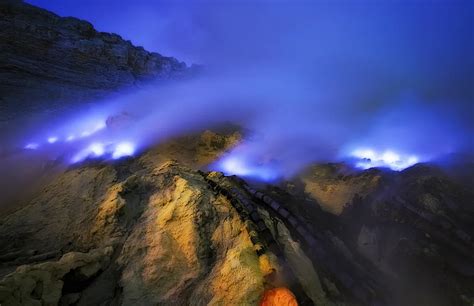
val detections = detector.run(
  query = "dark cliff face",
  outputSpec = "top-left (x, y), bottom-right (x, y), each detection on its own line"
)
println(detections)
top-left (282, 163), bottom-right (474, 306)
top-left (0, 0), bottom-right (187, 123)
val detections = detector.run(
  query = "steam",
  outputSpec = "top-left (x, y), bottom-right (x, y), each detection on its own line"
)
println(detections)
top-left (6, 0), bottom-right (474, 181)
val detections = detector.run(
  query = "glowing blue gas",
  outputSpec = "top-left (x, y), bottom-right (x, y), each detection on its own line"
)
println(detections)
top-left (71, 143), bottom-right (106, 163)
top-left (89, 143), bottom-right (105, 156)
top-left (215, 155), bottom-right (279, 181)
top-left (24, 143), bottom-right (39, 150)
top-left (350, 148), bottom-right (419, 171)
top-left (47, 136), bottom-right (58, 144)
top-left (112, 142), bottom-right (135, 159)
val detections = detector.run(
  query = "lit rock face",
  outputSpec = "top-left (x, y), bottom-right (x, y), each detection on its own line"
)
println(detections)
top-left (0, 132), bottom-right (363, 305)
top-left (0, 0), bottom-right (188, 123)
top-left (296, 163), bottom-right (382, 215)
top-left (0, 161), bottom-right (271, 305)
top-left (1, 131), bottom-right (472, 305)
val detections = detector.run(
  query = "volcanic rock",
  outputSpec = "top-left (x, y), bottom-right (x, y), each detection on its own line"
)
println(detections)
top-left (284, 162), bottom-right (474, 306)
top-left (0, 0), bottom-right (188, 123)
top-left (0, 151), bottom-right (332, 305)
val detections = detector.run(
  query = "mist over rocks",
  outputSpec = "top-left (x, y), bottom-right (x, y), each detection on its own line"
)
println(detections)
top-left (1, 0), bottom-right (472, 178)
top-left (0, 130), bottom-right (472, 305)
top-left (0, 1), bottom-right (472, 305)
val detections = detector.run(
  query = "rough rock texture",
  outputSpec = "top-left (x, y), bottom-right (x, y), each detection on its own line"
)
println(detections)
top-left (297, 164), bottom-right (382, 215)
top-left (0, 247), bottom-right (114, 306)
top-left (1, 130), bottom-right (473, 306)
top-left (1, 129), bottom-right (352, 305)
top-left (0, 160), bottom-right (274, 305)
top-left (283, 163), bottom-right (474, 306)
top-left (0, 131), bottom-right (381, 306)
top-left (0, 0), bottom-right (188, 123)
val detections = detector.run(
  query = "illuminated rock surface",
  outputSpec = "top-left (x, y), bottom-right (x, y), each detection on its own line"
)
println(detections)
top-left (0, 132), bottom-right (321, 305)
top-left (0, 161), bottom-right (268, 305)
top-left (0, 131), bottom-right (473, 306)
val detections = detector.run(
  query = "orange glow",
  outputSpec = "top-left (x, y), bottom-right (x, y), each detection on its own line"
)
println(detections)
top-left (259, 287), bottom-right (298, 306)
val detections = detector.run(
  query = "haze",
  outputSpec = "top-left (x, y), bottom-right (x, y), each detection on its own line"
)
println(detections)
top-left (17, 0), bottom-right (474, 179)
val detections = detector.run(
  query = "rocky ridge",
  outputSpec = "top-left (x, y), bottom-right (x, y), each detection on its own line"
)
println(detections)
top-left (281, 163), bottom-right (474, 306)
top-left (0, 130), bottom-right (473, 306)
top-left (0, 0), bottom-right (189, 123)
top-left (0, 135), bottom-right (338, 305)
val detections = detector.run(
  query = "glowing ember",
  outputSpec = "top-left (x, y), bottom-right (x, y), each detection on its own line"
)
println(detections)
top-left (112, 142), bottom-right (135, 159)
top-left (260, 287), bottom-right (298, 306)
top-left (351, 148), bottom-right (419, 171)
top-left (47, 136), bottom-right (58, 144)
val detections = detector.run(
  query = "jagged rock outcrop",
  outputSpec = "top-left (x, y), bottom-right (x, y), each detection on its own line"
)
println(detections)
top-left (0, 131), bottom-right (384, 306)
top-left (0, 0), bottom-right (188, 123)
top-left (0, 129), bottom-right (472, 306)
top-left (1, 130), bottom-right (355, 306)
top-left (0, 160), bottom-right (275, 305)
top-left (283, 163), bottom-right (474, 306)
top-left (291, 163), bottom-right (381, 215)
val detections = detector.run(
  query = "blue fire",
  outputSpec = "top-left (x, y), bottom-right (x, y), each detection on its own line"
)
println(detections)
top-left (47, 136), bottom-right (58, 144)
top-left (112, 142), bottom-right (135, 159)
top-left (70, 141), bottom-right (136, 163)
top-left (214, 155), bottom-right (279, 182)
top-left (24, 143), bottom-right (39, 150)
top-left (22, 114), bottom-right (138, 164)
top-left (350, 148), bottom-right (420, 171)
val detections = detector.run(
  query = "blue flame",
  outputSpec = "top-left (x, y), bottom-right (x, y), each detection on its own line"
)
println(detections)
top-left (213, 154), bottom-right (280, 182)
top-left (350, 148), bottom-right (420, 171)
top-left (70, 141), bottom-right (136, 163)
top-left (112, 142), bottom-right (135, 159)
top-left (24, 143), bottom-right (39, 150)
top-left (47, 136), bottom-right (58, 144)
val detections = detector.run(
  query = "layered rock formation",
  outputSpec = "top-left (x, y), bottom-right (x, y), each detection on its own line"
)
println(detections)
top-left (282, 163), bottom-right (474, 306)
top-left (0, 133), bottom-right (342, 305)
top-left (0, 130), bottom-right (473, 306)
top-left (0, 0), bottom-right (188, 123)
